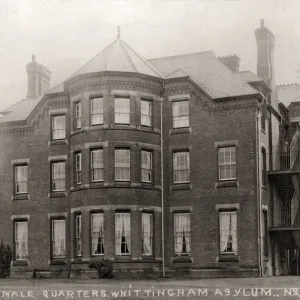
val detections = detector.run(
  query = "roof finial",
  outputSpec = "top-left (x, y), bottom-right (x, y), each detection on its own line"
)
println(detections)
top-left (117, 26), bottom-right (121, 38)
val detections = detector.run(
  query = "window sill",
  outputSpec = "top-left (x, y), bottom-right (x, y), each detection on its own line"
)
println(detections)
top-left (170, 127), bottom-right (191, 135)
top-left (262, 185), bottom-right (268, 190)
top-left (115, 256), bottom-right (131, 262)
top-left (12, 260), bottom-right (29, 266)
top-left (50, 259), bottom-right (67, 265)
top-left (13, 194), bottom-right (29, 200)
top-left (49, 192), bottom-right (67, 199)
top-left (171, 183), bottom-right (191, 191)
top-left (218, 255), bottom-right (239, 262)
top-left (49, 139), bottom-right (68, 146)
top-left (172, 256), bottom-right (193, 263)
top-left (215, 181), bottom-right (239, 188)
top-left (90, 182), bottom-right (105, 189)
top-left (71, 258), bottom-right (83, 264)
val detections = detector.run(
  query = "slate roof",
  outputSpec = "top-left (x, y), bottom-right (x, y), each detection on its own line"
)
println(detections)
top-left (69, 37), bottom-right (162, 80)
top-left (148, 52), bottom-right (259, 99)
top-left (0, 37), bottom-right (263, 124)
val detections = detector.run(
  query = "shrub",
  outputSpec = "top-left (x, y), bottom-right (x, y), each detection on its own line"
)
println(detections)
top-left (0, 240), bottom-right (12, 278)
top-left (89, 259), bottom-right (114, 278)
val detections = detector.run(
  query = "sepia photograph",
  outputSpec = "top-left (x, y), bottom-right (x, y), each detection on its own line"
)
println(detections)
top-left (0, 0), bottom-right (300, 299)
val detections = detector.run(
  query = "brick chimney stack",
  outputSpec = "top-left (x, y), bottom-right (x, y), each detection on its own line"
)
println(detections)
top-left (218, 55), bottom-right (240, 72)
top-left (255, 19), bottom-right (275, 89)
top-left (26, 55), bottom-right (51, 98)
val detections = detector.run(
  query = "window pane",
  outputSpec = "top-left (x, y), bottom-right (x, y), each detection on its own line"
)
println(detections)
top-left (172, 101), bottom-right (189, 128)
top-left (219, 211), bottom-right (238, 255)
top-left (52, 116), bottom-right (66, 140)
top-left (91, 149), bottom-right (104, 182)
top-left (15, 221), bottom-right (28, 260)
top-left (15, 165), bottom-right (28, 194)
top-left (173, 152), bottom-right (190, 183)
top-left (115, 150), bottom-right (130, 181)
top-left (174, 213), bottom-right (191, 255)
top-left (91, 213), bottom-right (104, 255)
top-left (218, 147), bottom-right (236, 180)
top-left (115, 98), bottom-right (130, 124)
top-left (141, 100), bottom-right (151, 127)
top-left (52, 162), bottom-right (65, 191)
top-left (76, 215), bottom-right (82, 257)
top-left (115, 213), bottom-right (131, 255)
top-left (52, 220), bottom-right (66, 258)
top-left (141, 151), bottom-right (152, 182)
top-left (142, 213), bottom-right (153, 256)
top-left (91, 98), bottom-right (103, 125)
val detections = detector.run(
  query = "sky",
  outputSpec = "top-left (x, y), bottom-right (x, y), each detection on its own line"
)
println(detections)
top-left (0, 0), bottom-right (300, 111)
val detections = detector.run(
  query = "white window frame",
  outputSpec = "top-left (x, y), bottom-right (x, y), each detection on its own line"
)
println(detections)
top-left (115, 212), bottom-right (131, 256)
top-left (75, 152), bottom-right (82, 185)
top-left (173, 152), bottom-right (190, 183)
top-left (141, 150), bottom-right (152, 183)
top-left (52, 115), bottom-right (66, 140)
top-left (91, 213), bottom-right (104, 256)
top-left (91, 97), bottom-right (103, 126)
top-left (15, 165), bottom-right (28, 195)
top-left (141, 100), bottom-right (152, 127)
top-left (172, 100), bottom-right (189, 128)
top-left (75, 102), bottom-right (81, 129)
top-left (15, 221), bottom-right (28, 260)
top-left (91, 149), bottom-right (104, 182)
top-left (52, 219), bottom-right (66, 259)
top-left (51, 161), bottom-right (65, 192)
top-left (219, 211), bottom-right (238, 255)
top-left (218, 147), bottom-right (236, 181)
top-left (142, 213), bottom-right (153, 256)
top-left (115, 149), bottom-right (130, 182)
top-left (76, 215), bottom-right (82, 257)
top-left (174, 213), bottom-right (191, 256)
top-left (114, 98), bottom-right (130, 124)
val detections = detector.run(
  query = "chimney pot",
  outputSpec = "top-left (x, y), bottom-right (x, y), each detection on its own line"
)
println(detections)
top-left (260, 19), bottom-right (264, 28)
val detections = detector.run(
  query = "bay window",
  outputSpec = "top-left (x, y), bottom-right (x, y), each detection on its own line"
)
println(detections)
top-left (91, 97), bottom-right (103, 125)
top-left (141, 100), bottom-right (151, 127)
top-left (141, 150), bottom-right (152, 183)
top-left (91, 213), bottom-right (104, 255)
top-left (142, 213), bottom-right (153, 256)
top-left (115, 213), bottom-right (131, 255)
top-left (14, 165), bottom-right (28, 194)
top-left (115, 149), bottom-right (130, 181)
top-left (51, 161), bottom-right (65, 192)
top-left (76, 215), bottom-right (82, 257)
top-left (115, 98), bottom-right (130, 124)
top-left (75, 102), bottom-right (81, 129)
top-left (172, 101), bottom-right (189, 128)
top-left (91, 149), bottom-right (103, 182)
top-left (218, 147), bottom-right (236, 181)
top-left (75, 152), bottom-right (82, 185)
top-left (173, 152), bottom-right (190, 183)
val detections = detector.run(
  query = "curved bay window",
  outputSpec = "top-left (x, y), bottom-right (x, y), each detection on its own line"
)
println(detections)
top-left (91, 97), bottom-right (103, 125)
top-left (174, 213), bottom-right (191, 256)
top-left (142, 213), bottom-right (153, 256)
top-left (75, 215), bottom-right (82, 257)
top-left (115, 213), bottom-right (131, 256)
top-left (91, 213), bottom-right (104, 256)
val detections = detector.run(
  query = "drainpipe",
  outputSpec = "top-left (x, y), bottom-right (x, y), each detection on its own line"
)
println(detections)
top-left (160, 87), bottom-right (165, 278)
top-left (256, 105), bottom-right (263, 277)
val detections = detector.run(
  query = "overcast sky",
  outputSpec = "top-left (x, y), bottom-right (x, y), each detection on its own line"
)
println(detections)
top-left (0, 0), bottom-right (300, 111)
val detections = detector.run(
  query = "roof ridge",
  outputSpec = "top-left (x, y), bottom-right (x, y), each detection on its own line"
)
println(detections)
top-left (122, 40), bottom-right (162, 78)
top-left (148, 50), bottom-right (214, 61)
top-left (118, 38), bottom-right (138, 72)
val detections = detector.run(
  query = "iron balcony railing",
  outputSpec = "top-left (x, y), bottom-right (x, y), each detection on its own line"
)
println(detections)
top-left (268, 148), bottom-right (300, 172)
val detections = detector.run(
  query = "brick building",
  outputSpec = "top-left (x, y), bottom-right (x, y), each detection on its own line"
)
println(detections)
top-left (0, 20), bottom-right (299, 278)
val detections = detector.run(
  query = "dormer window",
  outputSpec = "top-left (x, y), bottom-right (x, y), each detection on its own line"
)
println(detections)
top-left (91, 97), bottom-right (103, 125)
top-left (115, 98), bottom-right (130, 124)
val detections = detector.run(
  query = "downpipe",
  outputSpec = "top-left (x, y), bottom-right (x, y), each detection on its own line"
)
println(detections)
top-left (256, 107), bottom-right (263, 277)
